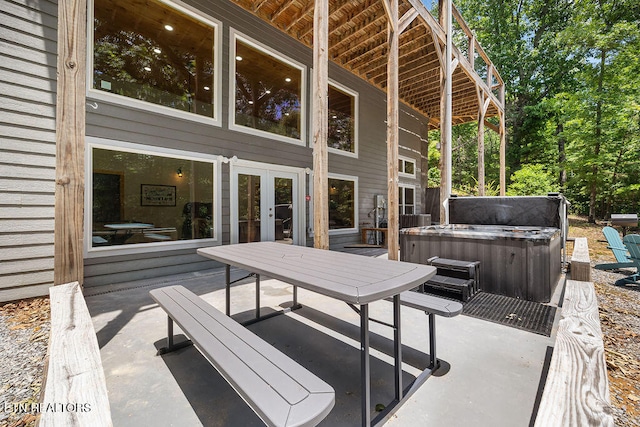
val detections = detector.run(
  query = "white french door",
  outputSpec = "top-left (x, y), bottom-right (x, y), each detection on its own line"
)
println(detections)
top-left (231, 163), bottom-right (304, 245)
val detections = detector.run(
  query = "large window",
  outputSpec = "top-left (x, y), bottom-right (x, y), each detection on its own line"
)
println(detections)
top-left (231, 31), bottom-right (305, 144)
top-left (90, 146), bottom-right (216, 249)
top-left (399, 185), bottom-right (416, 215)
top-left (328, 83), bottom-right (357, 155)
top-left (328, 175), bottom-right (358, 232)
top-left (91, 0), bottom-right (219, 122)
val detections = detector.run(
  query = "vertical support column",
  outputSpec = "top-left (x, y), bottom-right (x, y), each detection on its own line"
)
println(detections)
top-left (477, 90), bottom-right (486, 196)
top-left (499, 110), bottom-right (506, 195)
top-left (54, 0), bottom-right (87, 285)
top-left (255, 273), bottom-right (260, 319)
top-left (439, 0), bottom-right (452, 225)
top-left (386, 0), bottom-right (400, 260)
top-left (312, 0), bottom-right (329, 249)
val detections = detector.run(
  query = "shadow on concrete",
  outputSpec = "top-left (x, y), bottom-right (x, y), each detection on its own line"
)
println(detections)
top-left (152, 306), bottom-right (428, 426)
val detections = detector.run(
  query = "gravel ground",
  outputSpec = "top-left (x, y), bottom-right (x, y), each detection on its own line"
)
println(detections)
top-left (0, 298), bottom-right (50, 427)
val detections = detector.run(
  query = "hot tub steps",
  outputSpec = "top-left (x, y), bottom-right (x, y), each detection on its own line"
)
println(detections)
top-left (422, 274), bottom-right (475, 302)
top-left (423, 257), bottom-right (481, 302)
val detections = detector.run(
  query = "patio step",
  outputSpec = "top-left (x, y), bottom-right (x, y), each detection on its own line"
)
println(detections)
top-left (423, 275), bottom-right (475, 302)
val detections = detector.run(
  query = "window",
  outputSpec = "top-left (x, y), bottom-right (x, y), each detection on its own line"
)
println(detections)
top-left (231, 31), bottom-right (305, 144)
top-left (328, 83), bottom-right (358, 155)
top-left (328, 175), bottom-right (358, 232)
top-left (399, 185), bottom-right (416, 215)
top-left (399, 156), bottom-right (416, 178)
top-left (91, 0), bottom-right (219, 122)
top-left (90, 145), bottom-right (216, 249)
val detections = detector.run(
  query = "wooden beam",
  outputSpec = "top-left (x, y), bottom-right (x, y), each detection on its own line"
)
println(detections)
top-left (477, 89), bottom-right (486, 196)
top-left (398, 8), bottom-right (419, 34)
top-left (285, 0), bottom-right (314, 32)
top-left (499, 110), bottom-right (506, 195)
top-left (313, 0), bottom-right (329, 250)
top-left (55, 0), bottom-right (86, 285)
top-left (439, 0), bottom-right (452, 224)
top-left (484, 119), bottom-right (499, 133)
top-left (387, 0), bottom-right (400, 261)
top-left (40, 282), bottom-right (112, 426)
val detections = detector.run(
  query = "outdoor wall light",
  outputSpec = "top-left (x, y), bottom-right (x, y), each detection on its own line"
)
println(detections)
top-left (177, 167), bottom-right (183, 178)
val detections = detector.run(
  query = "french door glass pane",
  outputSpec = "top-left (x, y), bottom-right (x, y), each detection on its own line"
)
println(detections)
top-left (238, 174), bottom-right (261, 243)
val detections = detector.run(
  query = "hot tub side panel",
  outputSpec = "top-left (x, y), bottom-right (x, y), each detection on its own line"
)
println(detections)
top-left (400, 232), bottom-right (560, 302)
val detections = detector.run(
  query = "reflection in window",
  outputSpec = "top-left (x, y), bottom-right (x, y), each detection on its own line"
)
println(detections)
top-left (93, 0), bottom-right (216, 118)
top-left (328, 85), bottom-right (356, 153)
top-left (91, 147), bottom-right (214, 247)
top-left (329, 178), bottom-right (355, 230)
top-left (234, 37), bottom-right (302, 139)
top-left (399, 185), bottom-right (415, 215)
top-left (399, 157), bottom-right (416, 177)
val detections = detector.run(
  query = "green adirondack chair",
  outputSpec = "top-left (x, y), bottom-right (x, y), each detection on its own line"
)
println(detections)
top-left (595, 226), bottom-right (635, 271)
top-left (619, 234), bottom-right (640, 284)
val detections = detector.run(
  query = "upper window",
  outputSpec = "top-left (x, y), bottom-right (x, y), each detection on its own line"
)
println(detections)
top-left (328, 175), bottom-right (358, 232)
top-left (399, 156), bottom-right (416, 178)
top-left (231, 31), bottom-right (305, 144)
top-left (328, 83), bottom-right (358, 156)
top-left (91, 0), bottom-right (219, 122)
top-left (89, 144), bottom-right (217, 251)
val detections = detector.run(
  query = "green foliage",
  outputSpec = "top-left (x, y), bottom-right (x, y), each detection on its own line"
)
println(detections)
top-left (507, 164), bottom-right (558, 196)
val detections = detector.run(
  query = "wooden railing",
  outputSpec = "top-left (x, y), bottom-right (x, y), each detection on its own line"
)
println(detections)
top-left (534, 239), bottom-right (614, 426)
top-left (38, 282), bottom-right (112, 427)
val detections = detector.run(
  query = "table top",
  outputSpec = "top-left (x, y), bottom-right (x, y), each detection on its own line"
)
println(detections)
top-left (198, 242), bottom-right (436, 305)
top-left (104, 223), bottom-right (154, 230)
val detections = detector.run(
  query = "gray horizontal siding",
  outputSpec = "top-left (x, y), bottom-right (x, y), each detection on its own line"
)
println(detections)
top-left (84, 0), bottom-right (429, 286)
top-left (0, 0), bottom-right (57, 302)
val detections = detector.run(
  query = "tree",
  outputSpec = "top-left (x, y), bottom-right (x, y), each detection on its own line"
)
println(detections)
top-left (507, 164), bottom-right (558, 196)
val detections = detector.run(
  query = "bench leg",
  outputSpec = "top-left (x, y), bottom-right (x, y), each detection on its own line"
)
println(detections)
top-left (428, 313), bottom-right (439, 370)
top-left (156, 316), bottom-right (192, 355)
top-left (225, 264), bottom-right (231, 316)
top-left (255, 273), bottom-right (260, 319)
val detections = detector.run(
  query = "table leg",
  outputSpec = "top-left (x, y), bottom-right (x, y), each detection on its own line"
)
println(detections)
top-left (255, 274), bottom-right (261, 319)
top-left (225, 264), bottom-right (231, 316)
top-left (393, 295), bottom-right (402, 400)
top-left (360, 303), bottom-right (370, 427)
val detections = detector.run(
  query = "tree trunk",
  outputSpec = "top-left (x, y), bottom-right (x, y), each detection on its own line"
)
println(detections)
top-left (588, 48), bottom-right (606, 224)
top-left (557, 122), bottom-right (566, 190)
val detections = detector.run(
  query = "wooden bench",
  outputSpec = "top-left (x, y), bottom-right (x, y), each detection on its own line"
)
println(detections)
top-left (40, 282), bottom-right (112, 427)
top-left (570, 237), bottom-right (591, 281)
top-left (385, 290), bottom-right (463, 369)
top-left (149, 285), bottom-right (335, 427)
top-left (534, 279), bottom-right (614, 426)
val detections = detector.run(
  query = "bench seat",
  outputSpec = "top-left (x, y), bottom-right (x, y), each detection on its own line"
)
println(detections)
top-left (150, 285), bottom-right (335, 427)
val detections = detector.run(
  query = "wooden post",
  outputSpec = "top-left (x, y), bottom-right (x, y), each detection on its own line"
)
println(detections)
top-left (312, 0), bottom-right (329, 249)
top-left (385, 0), bottom-right (399, 260)
top-left (477, 92), bottom-right (485, 196)
top-left (439, 0), bottom-right (452, 224)
top-left (499, 109), bottom-right (506, 195)
top-left (54, 0), bottom-right (86, 285)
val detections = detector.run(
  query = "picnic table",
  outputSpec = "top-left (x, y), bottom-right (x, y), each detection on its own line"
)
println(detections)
top-left (197, 242), bottom-right (440, 426)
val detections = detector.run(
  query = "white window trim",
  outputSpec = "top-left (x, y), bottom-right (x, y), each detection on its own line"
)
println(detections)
top-left (84, 137), bottom-right (222, 258)
top-left (327, 79), bottom-right (359, 158)
top-left (399, 183), bottom-right (416, 215)
top-left (399, 155), bottom-right (417, 178)
top-left (229, 28), bottom-right (307, 146)
top-left (86, 0), bottom-right (222, 127)
top-left (328, 172), bottom-right (359, 235)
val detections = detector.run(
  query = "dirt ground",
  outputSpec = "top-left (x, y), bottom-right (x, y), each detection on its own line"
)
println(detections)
top-left (569, 216), bottom-right (640, 426)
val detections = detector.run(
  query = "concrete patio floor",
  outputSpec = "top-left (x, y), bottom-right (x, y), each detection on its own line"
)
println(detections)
top-left (85, 262), bottom-right (560, 427)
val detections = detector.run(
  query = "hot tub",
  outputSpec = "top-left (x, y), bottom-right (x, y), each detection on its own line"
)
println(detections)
top-left (400, 224), bottom-right (561, 302)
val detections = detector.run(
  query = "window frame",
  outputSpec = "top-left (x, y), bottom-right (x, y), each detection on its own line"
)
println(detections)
top-left (398, 155), bottom-right (417, 178)
top-left (87, 0), bottom-right (222, 126)
top-left (85, 137), bottom-right (222, 258)
top-left (327, 80), bottom-right (359, 158)
top-left (229, 28), bottom-right (307, 146)
top-left (398, 183), bottom-right (416, 215)
top-left (327, 173), bottom-right (359, 235)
